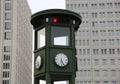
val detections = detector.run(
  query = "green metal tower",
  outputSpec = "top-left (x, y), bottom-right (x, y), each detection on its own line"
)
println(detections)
top-left (31, 9), bottom-right (82, 84)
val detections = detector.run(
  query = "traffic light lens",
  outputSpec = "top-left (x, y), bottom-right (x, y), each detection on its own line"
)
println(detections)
top-left (53, 17), bottom-right (58, 23)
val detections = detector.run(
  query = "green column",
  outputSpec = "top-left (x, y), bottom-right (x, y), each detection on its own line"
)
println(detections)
top-left (69, 74), bottom-right (75, 84)
top-left (46, 73), bottom-right (51, 84)
top-left (34, 78), bottom-right (39, 84)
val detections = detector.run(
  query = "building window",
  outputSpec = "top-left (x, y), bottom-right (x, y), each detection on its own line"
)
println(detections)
top-left (66, 4), bottom-right (69, 9)
top-left (99, 12), bottom-right (105, 18)
top-left (80, 81), bottom-right (83, 84)
top-left (92, 12), bottom-right (97, 18)
top-left (118, 59), bottom-right (120, 65)
top-left (91, 4), bottom-right (97, 9)
top-left (95, 81), bottom-right (100, 84)
top-left (4, 55), bottom-right (10, 61)
top-left (83, 49), bottom-right (86, 55)
top-left (108, 30), bottom-right (114, 36)
top-left (109, 49), bottom-right (115, 54)
top-left (76, 81), bottom-right (79, 84)
top-left (87, 49), bottom-right (90, 55)
top-left (111, 59), bottom-right (115, 65)
top-left (107, 12), bottom-right (113, 17)
top-left (106, 3), bottom-right (113, 8)
top-left (111, 70), bottom-right (116, 76)
top-left (81, 12), bottom-right (88, 18)
top-left (88, 81), bottom-right (91, 84)
top-left (88, 70), bottom-right (91, 76)
top-left (5, 22), bottom-right (11, 30)
top-left (83, 40), bottom-right (85, 45)
top-left (117, 48), bottom-right (120, 54)
top-left (99, 21), bottom-right (106, 27)
top-left (101, 39), bottom-right (107, 45)
top-left (83, 59), bottom-right (86, 65)
top-left (115, 11), bottom-right (120, 17)
top-left (103, 81), bottom-right (108, 84)
top-left (79, 70), bottom-right (83, 76)
top-left (115, 20), bottom-right (120, 26)
top-left (84, 70), bottom-right (87, 76)
top-left (102, 59), bottom-right (107, 65)
top-left (99, 3), bottom-right (105, 9)
top-left (74, 4), bottom-right (76, 9)
top-left (116, 39), bottom-right (120, 45)
top-left (2, 80), bottom-right (9, 84)
top-left (92, 21), bottom-right (98, 27)
top-left (116, 30), bottom-right (120, 36)
top-left (79, 59), bottom-right (91, 66)
top-left (5, 12), bottom-right (12, 20)
top-left (79, 40), bottom-right (81, 45)
top-left (95, 70), bottom-right (100, 76)
top-left (5, 32), bottom-right (11, 40)
top-left (79, 49), bottom-right (82, 55)
top-left (3, 71), bottom-right (9, 78)
top-left (93, 49), bottom-right (99, 55)
top-left (5, 3), bottom-right (11, 10)
top-left (107, 21), bottom-right (114, 27)
top-left (3, 63), bottom-right (10, 69)
top-left (92, 30), bottom-right (98, 36)
top-left (78, 70), bottom-right (91, 77)
top-left (82, 3), bottom-right (88, 9)
top-left (79, 59), bottom-right (82, 65)
top-left (115, 2), bottom-right (120, 8)
top-left (111, 81), bottom-right (116, 84)
top-left (94, 59), bottom-right (99, 65)
top-left (87, 59), bottom-right (90, 65)
top-left (4, 46), bottom-right (11, 52)
top-left (70, 4), bottom-right (73, 9)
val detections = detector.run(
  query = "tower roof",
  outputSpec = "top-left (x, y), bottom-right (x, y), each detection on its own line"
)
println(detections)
top-left (31, 9), bottom-right (82, 31)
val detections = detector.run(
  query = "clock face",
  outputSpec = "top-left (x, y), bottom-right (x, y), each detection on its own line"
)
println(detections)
top-left (35, 56), bottom-right (42, 69)
top-left (55, 53), bottom-right (68, 67)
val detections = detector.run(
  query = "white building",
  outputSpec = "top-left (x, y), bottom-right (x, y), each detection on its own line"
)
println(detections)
top-left (0, 0), bottom-right (32, 84)
top-left (66, 0), bottom-right (120, 84)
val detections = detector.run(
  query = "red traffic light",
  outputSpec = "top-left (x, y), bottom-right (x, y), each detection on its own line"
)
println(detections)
top-left (53, 17), bottom-right (58, 23)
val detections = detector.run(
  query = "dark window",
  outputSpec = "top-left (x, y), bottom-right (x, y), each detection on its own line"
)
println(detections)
top-left (51, 26), bottom-right (70, 46)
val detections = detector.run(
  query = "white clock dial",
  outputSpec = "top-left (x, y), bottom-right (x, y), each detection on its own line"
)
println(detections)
top-left (55, 53), bottom-right (68, 67)
top-left (35, 56), bottom-right (42, 69)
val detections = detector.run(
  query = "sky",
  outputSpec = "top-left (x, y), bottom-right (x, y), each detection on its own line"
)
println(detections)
top-left (27, 0), bottom-right (65, 14)
top-left (27, 0), bottom-right (66, 84)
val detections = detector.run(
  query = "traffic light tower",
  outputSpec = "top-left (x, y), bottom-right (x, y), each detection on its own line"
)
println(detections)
top-left (31, 9), bottom-right (82, 84)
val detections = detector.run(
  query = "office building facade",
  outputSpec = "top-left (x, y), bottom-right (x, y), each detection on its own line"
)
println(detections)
top-left (0, 0), bottom-right (32, 84)
top-left (66, 0), bottom-right (120, 84)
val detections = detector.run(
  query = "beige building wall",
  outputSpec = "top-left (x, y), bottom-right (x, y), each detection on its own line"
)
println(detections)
top-left (0, 0), bottom-right (32, 84)
top-left (66, 0), bottom-right (120, 84)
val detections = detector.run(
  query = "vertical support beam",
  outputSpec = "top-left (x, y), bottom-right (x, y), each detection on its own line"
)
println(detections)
top-left (46, 73), bottom-right (51, 84)
top-left (34, 78), bottom-right (39, 84)
top-left (69, 74), bottom-right (75, 84)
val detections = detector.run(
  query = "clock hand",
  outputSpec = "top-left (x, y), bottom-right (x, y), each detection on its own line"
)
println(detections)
top-left (60, 58), bottom-right (64, 66)
top-left (36, 61), bottom-right (39, 66)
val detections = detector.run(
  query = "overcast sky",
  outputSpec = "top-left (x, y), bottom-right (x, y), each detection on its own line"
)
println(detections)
top-left (27, 0), bottom-right (65, 14)
top-left (28, 0), bottom-right (66, 84)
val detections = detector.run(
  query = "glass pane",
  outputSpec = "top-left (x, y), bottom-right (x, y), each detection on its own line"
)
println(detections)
top-left (5, 32), bottom-right (11, 40)
top-left (5, 22), bottom-right (11, 30)
top-left (5, 13), bottom-right (12, 20)
top-left (5, 3), bottom-right (11, 10)
top-left (37, 28), bottom-right (45, 48)
top-left (51, 26), bottom-right (70, 46)
top-left (54, 81), bottom-right (68, 84)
